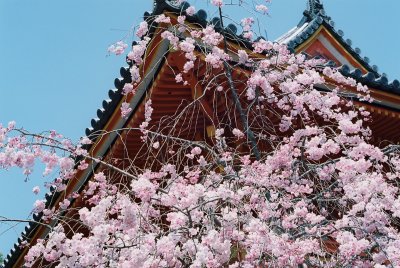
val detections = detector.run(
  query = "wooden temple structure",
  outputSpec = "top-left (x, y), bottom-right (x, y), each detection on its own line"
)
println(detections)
top-left (3, 0), bottom-right (400, 266)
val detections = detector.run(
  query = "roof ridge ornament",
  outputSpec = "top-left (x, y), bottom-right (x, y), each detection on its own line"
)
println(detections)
top-left (152, 0), bottom-right (188, 15)
top-left (307, 0), bottom-right (325, 17)
top-left (302, 0), bottom-right (331, 23)
top-left (153, 0), bottom-right (168, 10)
top-left (153, 0), bottom-right (166, 6)
top-left (152, 0), bottom-right (171, 16)
top-left (298, 0), bottom-right (330, 25)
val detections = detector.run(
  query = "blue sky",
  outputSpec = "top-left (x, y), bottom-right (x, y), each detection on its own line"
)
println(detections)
top-left (0, 0), bottom-right (399, 256)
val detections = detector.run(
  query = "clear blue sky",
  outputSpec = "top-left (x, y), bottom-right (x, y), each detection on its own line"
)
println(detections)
top-left (0, 0), bottom-right (399, 255)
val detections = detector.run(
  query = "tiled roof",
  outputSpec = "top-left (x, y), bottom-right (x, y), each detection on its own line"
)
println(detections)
top-left (156, 0), bottom-right (400, 94)
top-left (276, 0), bottom-right (400, 94)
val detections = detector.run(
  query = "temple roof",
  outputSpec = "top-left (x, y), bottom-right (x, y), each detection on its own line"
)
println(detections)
top-left (276, 0), bottom-right (400, 94)
top-left (2, 1), bottom-right (400, 267)
top-left (85, 1), bottom-right (398, 141)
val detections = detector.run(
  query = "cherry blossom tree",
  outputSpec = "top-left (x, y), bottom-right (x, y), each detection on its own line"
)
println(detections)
top-left (2, 1), bottom-right (400, 267)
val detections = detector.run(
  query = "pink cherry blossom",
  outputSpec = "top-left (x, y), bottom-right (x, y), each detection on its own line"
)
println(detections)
top-left (202, 26), bottom-right (223, 46)
top-left (79, 136), bottom-right (92, 145)
top-left (211, 0), bottom-right (223, 7)
top-left (232, 128), bottom-right (244, 138)
top-left (122, 83), bottom-right (133, 95)
top-left (32, 186), bottom-right (40, 195)
top-left (152, 141), bottom-right (160, 149)
top-left (161, 30), bottom-right (179, 49)
top-left (255, 4), bottom-right (268, 14)
top-left (186, 6), bottom-right (196, 16)
top-left (107, 41), bottom-right (128, 56)
top-left (175, 73), bottom-right (183, 83)
top-left (237, 49), bottom-right (248, 64)
top-left (59, 199), bottom-right (70, 210)
top-left (154, 14), bottom-right (171, 24)
top-left (136, 21), bottom-right (148, 38)
top-left (120, 102), bottom-right (132, 119)
top-left (33, 200), bottom-right (45, 213)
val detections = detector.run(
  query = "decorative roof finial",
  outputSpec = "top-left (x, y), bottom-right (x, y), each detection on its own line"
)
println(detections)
top-left (154, 0), bottom-right (166, 8)
top-left (307, 0), bottom-right (325, 17)
top-left (152, 0), bottom-right (170, 15)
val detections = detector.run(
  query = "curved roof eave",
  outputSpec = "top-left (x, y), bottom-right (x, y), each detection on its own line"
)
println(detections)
top-left (276, 0), bottom-right (400, 95)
